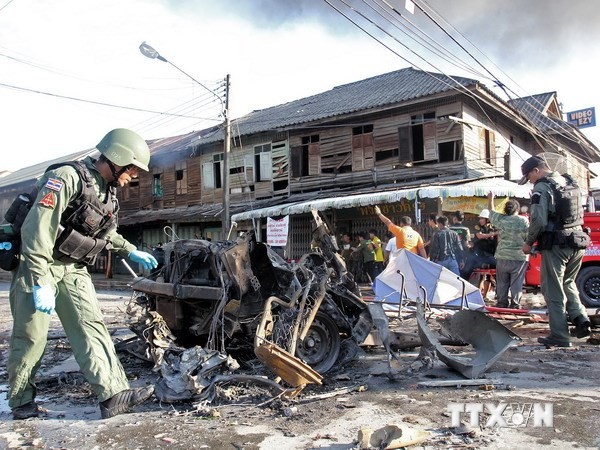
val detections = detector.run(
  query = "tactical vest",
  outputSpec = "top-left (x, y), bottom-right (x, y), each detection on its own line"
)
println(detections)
top-left (50, 161), bottom-right (119, 264)
top-left (536, 174), bottom-right (583, 230)
top-left (3, 160), bottom-right (118, 267)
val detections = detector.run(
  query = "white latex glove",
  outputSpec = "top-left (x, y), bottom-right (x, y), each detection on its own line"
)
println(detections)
top-left (374, 205), bottom-right (381, 215)
top-left (129, 250), bottom-right (158, 270)
top-left (33, 285), bottom-right (56, 315)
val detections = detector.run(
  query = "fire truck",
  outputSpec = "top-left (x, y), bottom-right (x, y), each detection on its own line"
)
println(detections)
top-left (524, 212), bottom-right (600, 307)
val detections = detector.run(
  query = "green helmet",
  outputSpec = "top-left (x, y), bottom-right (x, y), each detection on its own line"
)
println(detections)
top-left (96, 128), bottom-right (150, 171)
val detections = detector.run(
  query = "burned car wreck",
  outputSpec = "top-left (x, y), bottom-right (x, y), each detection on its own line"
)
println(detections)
top-left (130, 211), bottom-right (373, 396)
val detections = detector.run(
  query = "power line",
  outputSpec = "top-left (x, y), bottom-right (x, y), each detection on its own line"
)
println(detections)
top-left (0, 81), bottom-right (222, 120)
top-left (414, 0), bottom-right (589, 151)
top-left (0, 0), bottom-right (15, 13)
top-left (325, 0), bottom-right (594, 168)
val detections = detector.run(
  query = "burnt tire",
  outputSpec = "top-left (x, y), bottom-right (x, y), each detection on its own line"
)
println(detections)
top-left (295, 312), bottom-right (340, 374)
top-left (576, 266), bottom-right (600, 308)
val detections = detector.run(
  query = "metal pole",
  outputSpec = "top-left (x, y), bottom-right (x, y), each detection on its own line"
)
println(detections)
top-left (222, 74), bottom-right (231, 235)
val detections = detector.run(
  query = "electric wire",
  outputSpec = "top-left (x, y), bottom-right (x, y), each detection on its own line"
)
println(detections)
top-left (0, 0), bottom-right (14, 13)
top-left (378, 0), bottom-right (582, 158)
top-left (347, 0), bottom-right (588, 162)
top-left (327, 0), bottom-right (593, 170)
top-left (414, 0), bottom-right (591, 155)
top-left (322, 0), bottom-right (524, 161)
top-left (0, 81), bottom-right (221, 120)
top-left (368, 0), bottom-right (492, 80)
top-left (0, 49), bottom-right (203, 92)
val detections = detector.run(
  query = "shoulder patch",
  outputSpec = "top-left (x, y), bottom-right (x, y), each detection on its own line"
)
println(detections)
top-left (45, 178), bottom-right (64, 192)
top-left (39, 192), bottom-right (56, 208)
top-left (531, 192), bottom-right (541, 205)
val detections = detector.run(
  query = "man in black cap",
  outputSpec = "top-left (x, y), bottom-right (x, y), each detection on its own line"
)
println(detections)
top-left (520, 155), bottom-right (591, 347)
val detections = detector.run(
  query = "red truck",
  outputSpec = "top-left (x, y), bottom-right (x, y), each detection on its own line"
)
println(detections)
top-left (524, 212), bottom-right (600, 307)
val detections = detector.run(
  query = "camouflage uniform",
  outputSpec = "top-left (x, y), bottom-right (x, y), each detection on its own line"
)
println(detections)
top-left (8, 157), bottom-right (136, 408)
top-left (489, 210), bottom-right (529, 307)
top-left (526, 171), bottom-right (588, 343)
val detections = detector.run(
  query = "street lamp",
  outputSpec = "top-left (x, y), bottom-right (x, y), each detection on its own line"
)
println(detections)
top-left (139, 42), bottom-right (232, 235)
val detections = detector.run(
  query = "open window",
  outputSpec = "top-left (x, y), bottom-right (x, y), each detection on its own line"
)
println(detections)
top-left (153, 173), bottom-right (163, 198)
top-left (152, 166), bottom-right (164, 198)
top-left (175, 161), bottom-right (188, 195)
top-left (292, 135), bottom-right (320, 177)
top-left (254, 144), bottom-right (272, 181)
top-left (398, 112), bottom-right (437, 164)
top-left (202, 153), bottom-right (223, 189)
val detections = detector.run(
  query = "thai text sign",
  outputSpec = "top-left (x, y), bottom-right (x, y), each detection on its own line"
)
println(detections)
top-left (566, 107), bottom-right (596, 129)
top-left (443, 196), bottom-right (509, 215)
top-left (267, 216), bottom-right (289, 246)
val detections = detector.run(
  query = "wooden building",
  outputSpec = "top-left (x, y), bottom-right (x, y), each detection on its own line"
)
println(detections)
top-left (1, 68), bottom-right (598, 262)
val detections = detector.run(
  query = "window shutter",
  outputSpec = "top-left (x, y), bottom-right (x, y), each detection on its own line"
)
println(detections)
top-left (363, 133), bottom-right (374, 169)
top-left (398, 126), bottom-right (411, 163)
top-left (479, 126), bottom-right (486, 158)
top-left (423, 122), bottom-right (438, 160)
top-left (244, 154), bottom-right (254, 182)
top-left (489, 131), bottom-right (496, 166)
top-left (259, 151), bottom-right (272, 181)
top-left (202, 162), bottom-right (214, 189)
top-left (308, 143), bottom-right (321, 175)
top-left (352, 135), bottom-right (364, 170)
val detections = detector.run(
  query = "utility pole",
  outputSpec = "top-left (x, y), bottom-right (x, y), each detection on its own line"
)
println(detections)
top-left (139, 43), bottom-right (232, 236)
top-left (222, 74), bottom-right (231, 235)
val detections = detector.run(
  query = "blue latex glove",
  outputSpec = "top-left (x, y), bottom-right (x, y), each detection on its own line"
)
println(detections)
top-left (129, 250), bottom-right (158, 270)
top-left (33, 285), bottom-right (56, 315)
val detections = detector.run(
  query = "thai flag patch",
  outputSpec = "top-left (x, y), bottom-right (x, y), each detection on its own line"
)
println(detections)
top-left (45, 178), bottom-right (63, 192)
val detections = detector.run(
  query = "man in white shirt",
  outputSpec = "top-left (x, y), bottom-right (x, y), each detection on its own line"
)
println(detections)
top-left (384, 236), bottom-right (397, 265)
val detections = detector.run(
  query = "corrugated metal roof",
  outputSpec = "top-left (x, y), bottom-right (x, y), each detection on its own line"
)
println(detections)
top-left (508, 92), bottom-right (562, 132)
top-left (191, 67), bottom-right (478, 146)
top-left (118, 197), bottom-right (281, 226)
top-left (119, 204), bottom-right (224, 226)
top-left (0, 148), bottom-right (99, 188)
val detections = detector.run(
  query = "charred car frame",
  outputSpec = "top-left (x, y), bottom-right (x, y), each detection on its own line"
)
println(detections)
top-left (131, 211), bottom-right (372, 378)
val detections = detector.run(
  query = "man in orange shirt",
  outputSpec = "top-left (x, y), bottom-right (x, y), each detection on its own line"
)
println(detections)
top-left (374, 206), bottom-right (427, 258)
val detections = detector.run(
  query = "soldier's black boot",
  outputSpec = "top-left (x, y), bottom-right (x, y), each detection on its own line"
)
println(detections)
top-left (100, 386), bottom-right (154, 419)
top-left (537, 336), bottom-right (572, 347)
top-left (570, 315), bottom-right (591, 339)
top-left (12, 402), bottom-right (41, 420)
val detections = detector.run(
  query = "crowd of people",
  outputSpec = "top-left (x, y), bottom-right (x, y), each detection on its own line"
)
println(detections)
top-left (340, 155), bottom-right (592, 348)
top-left (341, 204), bottom-right (518, 301)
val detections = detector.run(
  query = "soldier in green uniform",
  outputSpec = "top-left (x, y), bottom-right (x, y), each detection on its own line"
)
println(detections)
top-left (353, 232), bottom-right (376, 283)
top-left (520, 155), bottom-right (591, 347)
top-left (8, 129), bottom-right (158, 419)
top-left (487, 193), bottom-right (529, 308)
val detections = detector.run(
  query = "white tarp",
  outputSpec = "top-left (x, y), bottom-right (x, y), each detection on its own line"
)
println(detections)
top-left (373, 249), bottom-right (485, 309)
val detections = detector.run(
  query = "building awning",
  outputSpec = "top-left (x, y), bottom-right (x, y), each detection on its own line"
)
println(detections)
top-left (231, 187), bottom-right (418, 221)
top-left (231, 178), bottom-right (531, 222)
top-left (418, 178), bottom-right (532, 199)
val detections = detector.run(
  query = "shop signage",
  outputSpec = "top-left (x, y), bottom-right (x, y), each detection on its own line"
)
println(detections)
top-left (267, 216), bottom-right (289, 246)
top-left (566, 107), bottom-right (596, 129)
